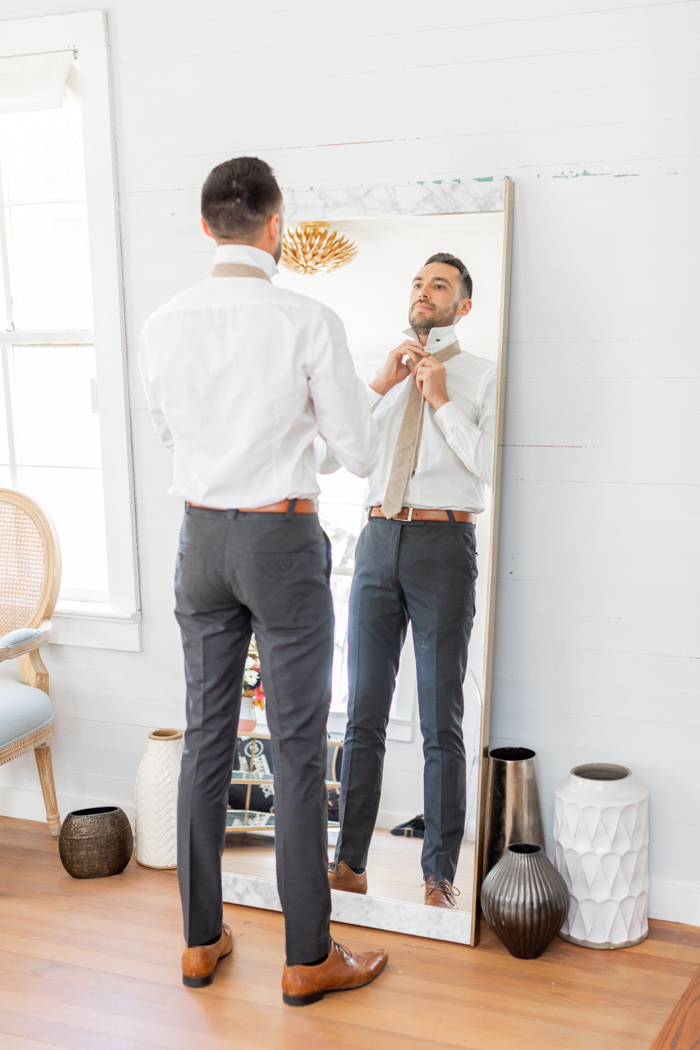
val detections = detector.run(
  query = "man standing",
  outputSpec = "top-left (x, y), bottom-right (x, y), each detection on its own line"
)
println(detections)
top-left (326, 253), bottom-right (496, 908)
top-left (139, 157), bottom-right (388, 1004)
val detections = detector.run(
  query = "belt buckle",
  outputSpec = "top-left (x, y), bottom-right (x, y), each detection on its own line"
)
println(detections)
top-left (405, 507), bottom-right (414, 522)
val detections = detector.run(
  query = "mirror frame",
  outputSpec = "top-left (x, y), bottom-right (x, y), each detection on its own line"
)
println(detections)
top-left (471, 177), bottom-right (514, 945)
top-left (221, 179), bottom-right (516, 948)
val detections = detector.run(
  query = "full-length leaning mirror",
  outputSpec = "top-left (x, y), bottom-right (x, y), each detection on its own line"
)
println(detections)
top-left (221, 182), bottom-right (514, 947)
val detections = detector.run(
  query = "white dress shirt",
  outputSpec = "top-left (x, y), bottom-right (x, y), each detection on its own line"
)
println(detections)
top-left (319, 324), bottom-right (496, 514)
top-left (139, 244), bottom-right (380, 508)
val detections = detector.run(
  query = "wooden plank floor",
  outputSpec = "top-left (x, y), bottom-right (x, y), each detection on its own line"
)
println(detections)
top-left (651, 961), bottom-right (700, 1049)
top-left (222, 828), bottom-right (475, 911)
top-left (0, 817), bottom-right (698, 1050)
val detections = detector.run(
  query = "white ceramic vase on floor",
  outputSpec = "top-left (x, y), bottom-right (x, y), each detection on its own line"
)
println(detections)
top-left (134, 728), bottom-right (184, 869)
top-left (553, 763), bottom-right (649, 949)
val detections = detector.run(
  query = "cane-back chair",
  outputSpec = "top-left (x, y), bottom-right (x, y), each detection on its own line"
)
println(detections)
top-left (0, 489), bottom-right (62, 834)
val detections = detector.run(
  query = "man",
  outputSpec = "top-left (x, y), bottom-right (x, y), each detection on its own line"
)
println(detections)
top-left (139, 157), bottom-right (388, 1004)
top-left (326, 252), bottom-right (496, 908)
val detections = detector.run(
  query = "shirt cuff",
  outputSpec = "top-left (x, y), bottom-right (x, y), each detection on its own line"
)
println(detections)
top-left (434, 399), bottom-right (467, 433)
top-left (366, 383), bottom-right (384, 410)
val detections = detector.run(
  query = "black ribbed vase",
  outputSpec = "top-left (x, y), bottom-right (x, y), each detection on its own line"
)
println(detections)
top-left (481, 843), bottom-right (569, 959)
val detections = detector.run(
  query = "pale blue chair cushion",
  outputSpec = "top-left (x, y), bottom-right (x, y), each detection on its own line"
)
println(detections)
top-left (0, 628), bottom-right (41, 648)
top-left (0, 677), bottom-right (53, 749)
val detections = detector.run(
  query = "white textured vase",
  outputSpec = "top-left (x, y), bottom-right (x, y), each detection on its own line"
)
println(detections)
top-left (135, 728), bottom-right (184, 869)
top-left (554, 763), bottom-right (649, 949)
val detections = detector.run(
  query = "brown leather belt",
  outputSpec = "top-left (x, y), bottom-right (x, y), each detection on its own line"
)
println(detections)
top-left (188, 498), bottom-right (318, 514)
top-left (371, 506), bottom-right (476, 524)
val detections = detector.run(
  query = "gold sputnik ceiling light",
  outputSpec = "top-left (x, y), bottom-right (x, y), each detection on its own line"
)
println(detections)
top-left (280, 221), bottom-right (358, 275)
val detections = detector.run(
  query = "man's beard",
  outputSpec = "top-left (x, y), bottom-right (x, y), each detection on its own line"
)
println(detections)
top-left (408, 302), bottom-right (458, 335)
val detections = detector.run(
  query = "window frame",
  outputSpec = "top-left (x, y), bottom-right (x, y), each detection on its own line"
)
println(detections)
top-left (0, 12), bottom-right (140, 650)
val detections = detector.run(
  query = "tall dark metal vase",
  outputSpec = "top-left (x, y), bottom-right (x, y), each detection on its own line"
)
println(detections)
top-left (481, 843), bottom-right (569, 959)
top-left (483, 747), bottom-right (546, 876)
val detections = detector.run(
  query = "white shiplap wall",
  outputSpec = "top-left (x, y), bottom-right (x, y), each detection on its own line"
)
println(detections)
top-left (0, 0), bottom-right (697, 924)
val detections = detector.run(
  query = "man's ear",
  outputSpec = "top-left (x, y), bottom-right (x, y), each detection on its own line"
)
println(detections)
top-left (201, 217), bottom-right (215, 239)
top-left (457, 299), bottom-right (473, 319)
top-left (268, 212), bottom-right (283, 241)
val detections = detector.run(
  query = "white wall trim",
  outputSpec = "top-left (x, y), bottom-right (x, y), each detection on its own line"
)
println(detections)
top-left (649, 880), bottom-right (700, 929)
top-left (0, 781), bottom-right (136, 829)
top-left (52, 600), bottom-right (141, 651)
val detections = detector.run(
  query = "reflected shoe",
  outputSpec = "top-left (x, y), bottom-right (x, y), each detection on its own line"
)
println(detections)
top-left (390, 813), bottom-right (425, 839)
top-left (282, 939), bottom-right (388, 1006)
top-left (181, 923), bottom-right (233, 987)
top-left (328, 860), bottom-right (368, 894)
top-left (424, 876), bottom-right (459, 909)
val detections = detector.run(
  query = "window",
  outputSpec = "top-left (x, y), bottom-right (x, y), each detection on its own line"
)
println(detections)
top-left (318, 470), bottom-right (416, 740)
top-left (0, 14), bottom-right (140, 649)
top-left (0, 105), bottom-right (108, 603)
top-left (318, 469), bottom-right (367, 713)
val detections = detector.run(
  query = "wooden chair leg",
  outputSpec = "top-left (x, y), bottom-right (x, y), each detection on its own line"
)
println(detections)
top-left (34, 743), bottom-right (61, 836)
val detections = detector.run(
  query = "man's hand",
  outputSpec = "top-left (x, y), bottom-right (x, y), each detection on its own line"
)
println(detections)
top-left (369, 340), bottom-right (427, 396)
top-left (414, 355), bottom-right (449, 411)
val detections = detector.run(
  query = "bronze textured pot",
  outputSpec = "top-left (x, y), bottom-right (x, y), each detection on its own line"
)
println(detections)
top-left (59, 806), bottom-right (133, 879)
top-left (481, 843), bottom-right (569, 959)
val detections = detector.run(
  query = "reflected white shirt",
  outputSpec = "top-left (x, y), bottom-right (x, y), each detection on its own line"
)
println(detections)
top-left (320, 325), bottom-right (496, 514)
top-left (139, 244), bottom-right (380, 507)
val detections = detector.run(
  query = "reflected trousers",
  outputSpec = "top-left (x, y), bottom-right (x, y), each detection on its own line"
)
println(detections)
top-left (335, 516), bottom-right (477, 883)
top-left (174, 505), bottom-right (334, 966)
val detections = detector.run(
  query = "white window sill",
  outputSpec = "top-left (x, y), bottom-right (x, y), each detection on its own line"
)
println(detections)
top-left (51, 599), bottom-right (142, 651)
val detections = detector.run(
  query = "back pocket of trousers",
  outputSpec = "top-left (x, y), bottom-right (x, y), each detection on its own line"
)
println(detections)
top-left (249, 550), bottom-right (332, 629)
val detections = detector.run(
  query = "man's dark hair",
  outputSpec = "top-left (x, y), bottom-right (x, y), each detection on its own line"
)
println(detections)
top-left (201, 157), bottom-right (282, 241)
top-left (424, 252), bottom-right (473, 300)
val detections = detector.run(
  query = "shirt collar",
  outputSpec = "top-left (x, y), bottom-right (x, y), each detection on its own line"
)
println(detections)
top-left (213, 243), bottom-right (278, 277)
top-left (403, 324), bottom-right (459, 352)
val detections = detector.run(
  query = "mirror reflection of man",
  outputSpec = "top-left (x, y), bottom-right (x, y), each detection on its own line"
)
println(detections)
top-left (324, 253), bottom-right (496, 908)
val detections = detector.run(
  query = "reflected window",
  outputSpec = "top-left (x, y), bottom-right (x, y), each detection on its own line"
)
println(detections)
top-left (318, 468), bottom-right (367, 713)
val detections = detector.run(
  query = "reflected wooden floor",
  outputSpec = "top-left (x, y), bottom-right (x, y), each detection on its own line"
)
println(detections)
top-left (222, 828), bottom-right (475, 912)
top-left (1, 817), bottom-right (699, 1049)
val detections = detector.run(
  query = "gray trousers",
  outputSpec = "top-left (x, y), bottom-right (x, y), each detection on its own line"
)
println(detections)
top-left (335, 516), bottom-right (477, 883)
top-left (174, 505), bottom-right (334, 966)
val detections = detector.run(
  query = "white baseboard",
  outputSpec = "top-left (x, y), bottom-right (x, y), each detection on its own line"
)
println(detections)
top-left (0, 784), bottom-right (135, 830)
top-left (649, 879), bottom-right (700, 927)
top-left (375, 809), bottom-right (415, 831)
top-left (376, 809), bottom-right (476, 844)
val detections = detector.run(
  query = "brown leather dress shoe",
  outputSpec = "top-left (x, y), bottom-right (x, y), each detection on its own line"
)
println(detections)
top-left (181, 923), bottom-right (233, 987)
top-left (328, 860), bottom-right (368, 894)
top-left (424, 876), bottom-right (459, 909)
top-left (282, 939), bottom-right (388, 1006)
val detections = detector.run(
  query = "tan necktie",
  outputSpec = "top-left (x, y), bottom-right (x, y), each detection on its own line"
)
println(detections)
top-left (211, 263), bottom-right (272, 281)
top-left (381, 341), bottom-right (461, 519)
